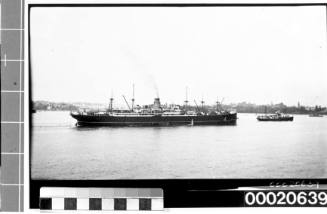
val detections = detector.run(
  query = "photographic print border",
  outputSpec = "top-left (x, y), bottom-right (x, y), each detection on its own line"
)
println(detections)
top-left (26, 1), bottom-right (327, 209)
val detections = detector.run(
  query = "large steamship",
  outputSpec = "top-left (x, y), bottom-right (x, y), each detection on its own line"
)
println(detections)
top-left (70, 87), bottom-right (237, 127)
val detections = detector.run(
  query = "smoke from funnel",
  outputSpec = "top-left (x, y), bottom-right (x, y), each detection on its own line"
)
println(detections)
top-left (154, 83), bottom-right (160, 98)
top-left (144, 74), bottom-right (160, 98)
top-left (122, 47), bottom-right (160, 99)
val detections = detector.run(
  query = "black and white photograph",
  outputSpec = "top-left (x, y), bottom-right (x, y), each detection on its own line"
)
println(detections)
top-left (29, 5), bottom-right (327, 181)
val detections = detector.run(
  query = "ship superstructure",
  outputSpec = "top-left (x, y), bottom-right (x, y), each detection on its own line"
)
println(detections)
top-left (257, 111), bottom-right (293, 121)
top-left (70, 87), bottom-right (237, 126)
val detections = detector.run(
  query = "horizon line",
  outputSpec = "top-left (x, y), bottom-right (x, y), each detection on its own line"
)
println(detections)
top-left (32, 100), bottom-right (327, 108)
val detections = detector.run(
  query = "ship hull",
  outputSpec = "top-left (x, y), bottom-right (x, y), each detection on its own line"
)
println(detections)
top-left (71, 113), bottom-right (237, 127)
top-left (257, 117), bottom-right (293, 121)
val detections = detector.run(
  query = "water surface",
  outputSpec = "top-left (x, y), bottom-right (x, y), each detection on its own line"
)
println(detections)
top-left (32, 111), bottom-right (327, 179)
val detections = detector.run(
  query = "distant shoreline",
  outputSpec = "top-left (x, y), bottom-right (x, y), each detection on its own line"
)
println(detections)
top-left (32, 100), bottom-right (327, 115)
top-left (33, 110), bottom-right (326, 116)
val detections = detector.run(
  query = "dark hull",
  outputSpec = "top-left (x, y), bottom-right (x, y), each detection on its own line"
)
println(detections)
top-left (257, 117), bottom-right (293, 121)
top-left (71, 113), bottom-right (237, 127)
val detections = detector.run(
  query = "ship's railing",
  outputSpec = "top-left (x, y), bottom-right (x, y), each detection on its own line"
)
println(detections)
top-left (73, 109), bottom-right (232, 117)
top-left (257, 113), bottom-right (292, 119)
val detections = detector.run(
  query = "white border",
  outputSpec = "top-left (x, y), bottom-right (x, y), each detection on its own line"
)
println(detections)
top-left (23, 0), bottom-right (327, 212)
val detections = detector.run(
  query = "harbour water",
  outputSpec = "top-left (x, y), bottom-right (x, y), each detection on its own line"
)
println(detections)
top-left (32, 111), bottom-right (327, 179)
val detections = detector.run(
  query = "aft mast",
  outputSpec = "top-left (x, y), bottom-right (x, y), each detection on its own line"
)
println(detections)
top-left (131, 84), bottom-right (135, 112)
top-left (109, 90), bottom-right (114, 112)
top-left (201, 94), bottom-right (205, 112)
top-left (184, 86), bottom-right (189, 111)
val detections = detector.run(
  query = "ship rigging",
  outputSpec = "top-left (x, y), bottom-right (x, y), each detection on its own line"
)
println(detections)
top-left (70, 85), bottom-right (237, 126)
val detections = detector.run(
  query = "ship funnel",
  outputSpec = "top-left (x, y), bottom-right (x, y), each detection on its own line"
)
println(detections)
top-left (154, 98), bottom-right (161, 109)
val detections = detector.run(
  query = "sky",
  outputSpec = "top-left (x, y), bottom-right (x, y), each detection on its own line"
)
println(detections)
top-left (30, 6), bottom-right (327, 107)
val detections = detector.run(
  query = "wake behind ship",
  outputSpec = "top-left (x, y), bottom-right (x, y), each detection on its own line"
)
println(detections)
top-left (71, 96), bottom-right (237, 127)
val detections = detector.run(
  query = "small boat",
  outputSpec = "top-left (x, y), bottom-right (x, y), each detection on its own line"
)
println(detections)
top-left (257, 112), bottom-right (293, 121)
top-left (309, 113), bottom-right (323, 117)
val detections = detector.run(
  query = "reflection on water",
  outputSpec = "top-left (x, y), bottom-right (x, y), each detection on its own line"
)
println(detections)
top-left (32, 111), bottom-right (327, 179)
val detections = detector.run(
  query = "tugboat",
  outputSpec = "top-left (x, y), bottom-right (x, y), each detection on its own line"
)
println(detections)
top-left (257, 111), bottom-right (293, 121)
top-left (309, 113), bottom-right (323, 117)
top-left (70, 86), bottom-right (237, 127)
